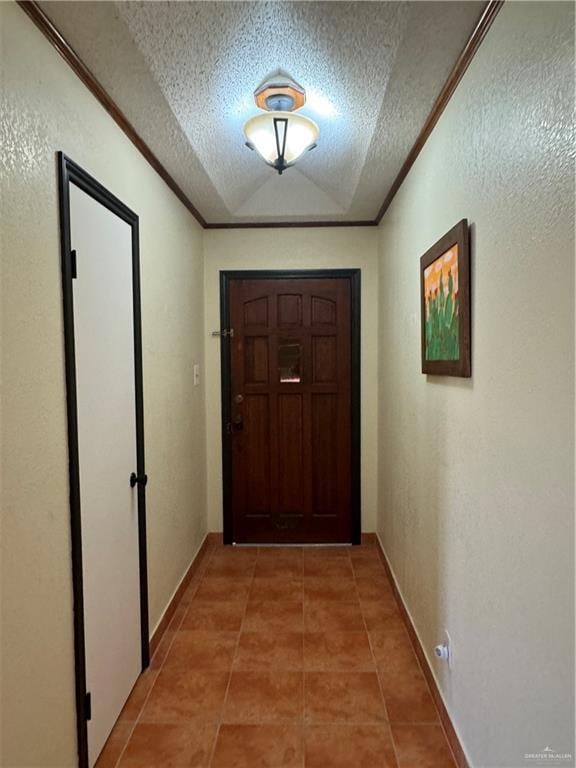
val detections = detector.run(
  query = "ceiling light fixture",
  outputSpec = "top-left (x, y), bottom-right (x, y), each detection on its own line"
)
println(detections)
top-left (243, 72), bottom-right (319, 175)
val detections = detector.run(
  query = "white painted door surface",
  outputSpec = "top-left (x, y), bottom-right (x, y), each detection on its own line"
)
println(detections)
top-left (70, 184), bottom-right (142, 767)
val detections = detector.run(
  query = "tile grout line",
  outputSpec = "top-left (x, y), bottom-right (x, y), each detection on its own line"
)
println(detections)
top-left (109, 542), bottom-right (452, 767)
top-left (255, 547), bottom-right (304, 766)
top-left (356, 545), bottom-right (456, 766)
top-left (103, 716), bottom-right (451, 727)
top-left (207, 547), bottom-right (257, 767)
top-left (373, 539), bottom-right (460, 767)
top-left (355, 547), bottom-right (403, 768)
top-left (300, 552), bottom-right (306, 768)
top-left (198, 541), bottom-right (238, 767)
top-left (230, 546), bottom-right (306, 766)
top-left (111, 541), bottom-right (218, 768)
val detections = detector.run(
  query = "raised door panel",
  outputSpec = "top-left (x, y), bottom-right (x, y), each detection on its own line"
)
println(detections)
top-left (244, 336), bottom-right (269, 385)
top-left (277, 294), bottom-right (303, 327)
top-left (277, 394), bottom-right (305, 516)
top-left (238, 394), bottom-right (271, 516)
top-left (311, 296), bottom-right (336, 325)
top-left (312, 336), bottom-right (337, 385)
top-left (243, 296), bottom-right (269, 327)
top-left (311, 394), bottom-right (338, 518)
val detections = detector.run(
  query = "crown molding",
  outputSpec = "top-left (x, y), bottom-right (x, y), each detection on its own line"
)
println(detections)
top-left (204, 220), bottom-right (377, 230)
top-left (17, 0), bottom-right (208, 227)
top-left (374, 0), bottom-right (504, 224)
top-left (17, 0), bottom-right (503, 231)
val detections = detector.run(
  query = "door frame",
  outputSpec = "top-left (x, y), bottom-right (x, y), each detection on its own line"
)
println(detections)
top-left (219, 268), bottom-right (361, 546)
top-left (57, 153), bottom-right (149, 768)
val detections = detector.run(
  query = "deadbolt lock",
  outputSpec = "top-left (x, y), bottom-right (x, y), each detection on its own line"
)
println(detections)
top-left (234, 394), bottom-right (244, 404)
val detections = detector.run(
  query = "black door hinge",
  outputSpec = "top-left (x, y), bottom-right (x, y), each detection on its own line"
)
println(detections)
top-left (85, 691), bottom-right (92, 721)
top-left (70, 249), bottom-right (77, 279)
top-left (130, 472), bottom-right (148, 488)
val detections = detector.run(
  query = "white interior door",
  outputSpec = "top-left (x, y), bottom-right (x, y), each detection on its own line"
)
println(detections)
top-left (70, 183), bottom-right (143, 767)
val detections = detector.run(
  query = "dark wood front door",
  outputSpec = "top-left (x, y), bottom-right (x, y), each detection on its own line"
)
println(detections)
top-left (224, 274), bottom-right (359, 544)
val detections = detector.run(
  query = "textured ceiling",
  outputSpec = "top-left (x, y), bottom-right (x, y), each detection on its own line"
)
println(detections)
top-left (39, 1), bottom-right (484, 224)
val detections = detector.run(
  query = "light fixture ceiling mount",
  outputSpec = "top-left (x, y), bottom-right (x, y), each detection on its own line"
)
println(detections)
top-left (254, 73), bottom-right (305, 113)
top-left (244, 71), bottom-right (319, 175)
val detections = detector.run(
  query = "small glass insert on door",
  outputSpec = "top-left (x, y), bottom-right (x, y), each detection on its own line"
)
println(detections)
top-left (279, 338), bottom-right (302, 383)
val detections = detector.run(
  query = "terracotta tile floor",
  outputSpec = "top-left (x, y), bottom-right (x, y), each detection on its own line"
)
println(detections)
top-left (96, 541), bottom-right (456, 768)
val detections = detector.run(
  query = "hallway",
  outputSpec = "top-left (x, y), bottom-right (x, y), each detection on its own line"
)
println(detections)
top-left (97, 540), bottom-right (455, 767)
top-left (2, 1), bottom-right (574, 765)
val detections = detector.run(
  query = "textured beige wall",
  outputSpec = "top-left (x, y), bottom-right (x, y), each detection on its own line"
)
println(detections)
top-left (2, 1), bottom-right (574, 766)
top-left (0, 4), bottom-right (207, 765)
top-left (203, 228), bottom-right (379, 534)
top-left (377, 3), bottom-right (574, 766)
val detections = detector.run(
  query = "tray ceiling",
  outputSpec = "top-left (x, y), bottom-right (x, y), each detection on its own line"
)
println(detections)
top-left (39, 1), bottom-right (485, 225)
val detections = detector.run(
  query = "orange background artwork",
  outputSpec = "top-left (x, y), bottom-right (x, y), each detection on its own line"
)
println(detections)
top-left (424, 244), bottom-right (459, 302)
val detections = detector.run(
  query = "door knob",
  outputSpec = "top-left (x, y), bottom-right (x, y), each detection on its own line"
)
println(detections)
top-left (233, 415), bottom-right (243, 430)
top-left (130, 472), bottom-right (148, 488)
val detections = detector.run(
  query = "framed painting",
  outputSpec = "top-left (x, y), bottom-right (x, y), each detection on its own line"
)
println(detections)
top-left (420, 219), bottom-right (471, 377)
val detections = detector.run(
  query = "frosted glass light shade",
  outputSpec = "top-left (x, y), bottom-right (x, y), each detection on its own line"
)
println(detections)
top-left (243, 111), bottom-right (319, 170)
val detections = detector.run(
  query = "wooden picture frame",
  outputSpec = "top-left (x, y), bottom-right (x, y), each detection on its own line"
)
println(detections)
top-left (420, 219), bottom-right (471, 377)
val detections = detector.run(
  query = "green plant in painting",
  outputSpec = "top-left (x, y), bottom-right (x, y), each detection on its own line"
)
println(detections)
top-left (426, 269), bottom-right (459, 360)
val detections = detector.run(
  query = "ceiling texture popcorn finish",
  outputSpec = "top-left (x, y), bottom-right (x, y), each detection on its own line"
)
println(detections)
top-left (36, 0), bottom-right (488, 226)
